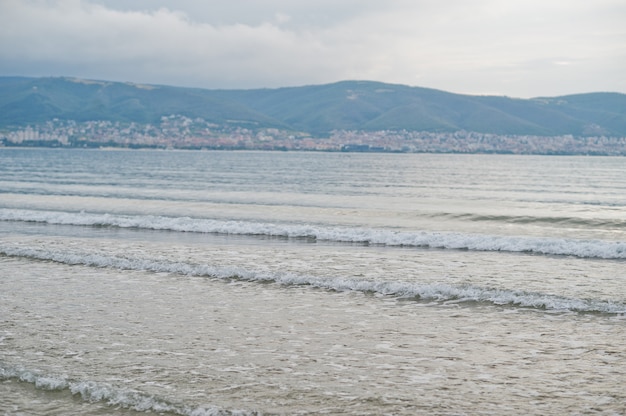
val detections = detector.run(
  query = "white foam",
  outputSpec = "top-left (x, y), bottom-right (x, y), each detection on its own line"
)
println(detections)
top-left (0, 365), bottom-right (257, 416)
top-left (1, 243), bottom-right (624, 314)
top-left (1, 208), bottom-right (625, 259)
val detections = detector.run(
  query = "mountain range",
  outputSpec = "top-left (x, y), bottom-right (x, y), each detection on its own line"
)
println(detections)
top-left (1, 76), bottom-right (625, 136)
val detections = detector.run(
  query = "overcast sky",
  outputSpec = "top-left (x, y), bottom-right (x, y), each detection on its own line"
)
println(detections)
top-left (1, 0), bottom-right (624, 98)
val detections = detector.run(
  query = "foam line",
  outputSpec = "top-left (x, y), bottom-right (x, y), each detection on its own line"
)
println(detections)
top-left (0, 365), bottom-right (258, 415)
top-left (1, 243), bottom-right (624, 314)
top-left (1, 209), bottom-right (625, 259)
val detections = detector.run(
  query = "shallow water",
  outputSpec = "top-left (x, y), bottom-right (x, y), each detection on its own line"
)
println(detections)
top-left (1, 149), bottom-right (625, 414)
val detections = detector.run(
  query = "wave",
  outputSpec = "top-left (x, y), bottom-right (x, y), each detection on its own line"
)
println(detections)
top-left (0, 365), bottom-right (258, 416)
top-left (1, 243), bottom-right (624, 314)
top-left (2, 208), bottom-right (626, 259)
top-left (431, 212), bottom-right (626, 229)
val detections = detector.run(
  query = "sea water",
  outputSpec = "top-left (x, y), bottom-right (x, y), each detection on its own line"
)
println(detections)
top-left (0, 148), bottom-right (625, 415)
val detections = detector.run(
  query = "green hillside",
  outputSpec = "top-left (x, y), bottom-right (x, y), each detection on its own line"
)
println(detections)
top-left (1, 76), bottom-right (625, 136)
top-left (0, 77), bottom-right (285, 128)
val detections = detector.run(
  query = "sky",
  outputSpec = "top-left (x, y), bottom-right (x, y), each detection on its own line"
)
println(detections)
top-left (0, 0), bottom-right (625, 98)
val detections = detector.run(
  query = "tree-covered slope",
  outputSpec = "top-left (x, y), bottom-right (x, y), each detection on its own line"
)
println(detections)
top-left (1, 77), bottom-right (625, 136)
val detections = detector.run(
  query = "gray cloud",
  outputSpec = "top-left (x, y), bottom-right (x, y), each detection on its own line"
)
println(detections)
top-left (0, 0), bottom-right (624, 97)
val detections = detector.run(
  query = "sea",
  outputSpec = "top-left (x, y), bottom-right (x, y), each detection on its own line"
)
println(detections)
top-left (0, 148), bottom-right (625, 415)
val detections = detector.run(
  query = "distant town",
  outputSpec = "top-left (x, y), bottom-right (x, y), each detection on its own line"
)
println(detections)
top-left (2, 115), bottom-right (626, 155)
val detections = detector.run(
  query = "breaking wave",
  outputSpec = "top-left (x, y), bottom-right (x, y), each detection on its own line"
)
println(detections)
top-left (0, 365), bottom-right (259, 416)
top-left (1, 208), bottom-right (626, 259)
top-left (1, 242), bottom-right (624, 314)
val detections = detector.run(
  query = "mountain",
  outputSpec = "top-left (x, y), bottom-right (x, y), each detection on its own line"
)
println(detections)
top-left (0, 77), bottom-right (283, 128)
top-left (1, 76), bottom-right (625, 136)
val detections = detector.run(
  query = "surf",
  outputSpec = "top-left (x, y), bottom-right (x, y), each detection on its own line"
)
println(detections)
top-left (1, 242), bottom-right (624, 314)
top-left (1, 208), bottom-right (625, 260)
top-left (0, 364), bottom-right (259, 416)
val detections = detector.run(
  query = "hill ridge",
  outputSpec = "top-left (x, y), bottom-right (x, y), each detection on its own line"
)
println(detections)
top-left (1, 76), bottom-right (625, 136)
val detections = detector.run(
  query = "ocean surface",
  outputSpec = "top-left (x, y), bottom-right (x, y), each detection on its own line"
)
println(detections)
top-left (1, 148), bottom-right (625, 415)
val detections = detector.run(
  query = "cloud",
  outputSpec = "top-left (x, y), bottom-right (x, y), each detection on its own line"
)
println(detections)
top-left (0, 0), bottom-right (624, 97)
top-left (0, 0), bottom-right (346, 87)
